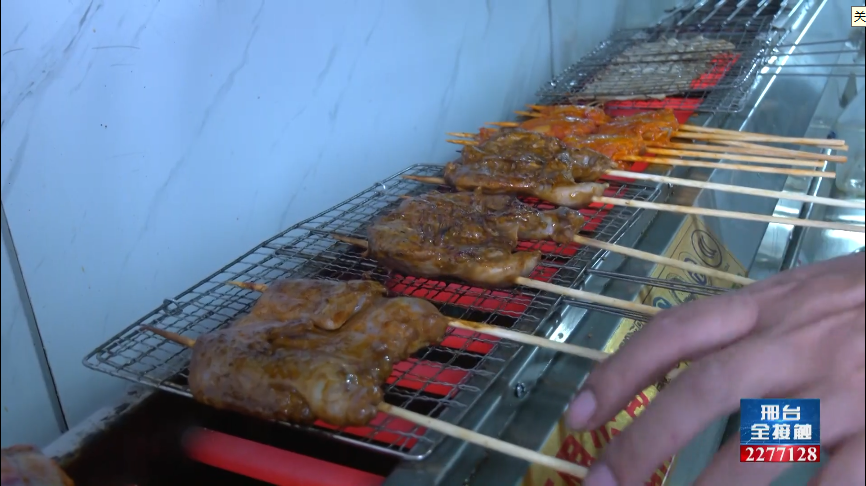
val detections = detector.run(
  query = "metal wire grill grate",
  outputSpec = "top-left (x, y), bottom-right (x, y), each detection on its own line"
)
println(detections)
top-left (83, 164), bottom-right (664, 461)
top-left (536, 0), bottom-right (794, 113)
top-left (657, 0), bottom-right (790, 32)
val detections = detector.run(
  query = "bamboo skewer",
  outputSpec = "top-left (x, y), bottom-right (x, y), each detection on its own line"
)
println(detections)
top-left (140, 326), bottom-right (590, 479)
top-left (673, 132), bottom-right (848, 150)
top-left (593, 197), bottom-right (865, 233)
top-left (572, 235), bottom-right (754, 286)
top-left (323, 235), bottom-right (660, 317)
top-left (389, 192), bottom-right (753, 286)
top-left (675, 124), bottom-right (848, 148)
top-left (716, 140), bottom-right (848, 160)
top-left (643, 148), bottom-right (826, 168)
top-left (224, 281), bottom-right (696, 375)
top-left (403, 176), bottom-right (866, 233)
top-left (607, 170), bottom-right (864, 209)
top-left (618, 156), bottom-right (834, 178)
top-left (445, 137), bottom-right (834, 178)
top-left (379, 403), bottom-right (589, 478)
top-left (228, 280), bottom-right (614, 359)
top-left (449, 130), bottom-right (831, 166)
top-left (518, 107), bottom-right (848, 149)
top-left (646, 141), bottom-right (847, 163)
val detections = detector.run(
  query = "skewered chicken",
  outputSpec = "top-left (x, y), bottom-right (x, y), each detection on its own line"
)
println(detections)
top-left (367, 190), bottom-right (585, 287)
top-left (443, 129), bottom-right (613, 208)
top-left (560, 134), bottom-right (647, 160)
top-left (187, 279), bottom-right (450, 427)
top-left (596, 108), bottom-right (680, 142)
top-left (528, 105), bottom-right (611, 124)
top-left (233, 279), bottom-right (386, 331)
top-left (1, 445), bottom-right (74, 486)
top-left (483, 107), bottom-right (679, 155)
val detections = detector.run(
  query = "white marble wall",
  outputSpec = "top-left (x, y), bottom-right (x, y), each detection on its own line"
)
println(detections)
top-left (0, 0), bottom-right (648, 442)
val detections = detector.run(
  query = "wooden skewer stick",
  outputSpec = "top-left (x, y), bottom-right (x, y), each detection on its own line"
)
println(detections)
top-left (223, 281), bottom-right (701, 371)
top-left (325, 235), bottom-right (660, 317)
top-left (447, 130), bottom-right (830, 167)
top-left (571, 235), bottom-right (754, 286)
top-left (716, 140), bottom-right (849, 160)
top-left (445, 138), bottom-right (835, 178)
top-left (139, 325), bottom-right (590, 479)
top-left (608, 170), bottom-right (864, 210)
top-left (674, 132), bottom-right (848, 151)
top-left (378, 403), bottom-right (589, 478)
top-left (594, 197), bottom-right (865, 233)
top-left (398, 177), bottom-right (754, 286)
top-left (401, 176), bottom-right (865, 233)
top-left (644, 148), bottom-right (825, 168)
top-left (619, 156), bottom-right (835, 178)
top-left (389, 192), bottom-right (756, 286)
top-left (676, 124), bottom-right (847, 148)
top-left (648, 141), bottom-right (847, 163)
top-left (445, 139), bottom-right (478, 146)
top-left (229, 278), bottom-right (615, 360)
top-left (474, 121), bottom-right (847, 163)
top-left (518, 108), bottom-right (847, 148)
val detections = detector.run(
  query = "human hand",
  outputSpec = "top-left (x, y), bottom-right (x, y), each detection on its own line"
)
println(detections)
top-left (565, 252), bottom-right (865, 486)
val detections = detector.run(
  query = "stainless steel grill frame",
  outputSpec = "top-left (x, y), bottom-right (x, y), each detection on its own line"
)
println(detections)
top-left (81, 163), bottom-right (717, 461)
top-left (536, 0), bottom-right (803, 113)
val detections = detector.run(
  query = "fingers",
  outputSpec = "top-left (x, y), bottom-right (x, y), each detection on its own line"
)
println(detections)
top-left (568, 255), bottom-right (866, 433)
top-left (753, 269), bottom-right (865, 337)
top-left (809, 433), bottom-right (865, 486)
top-left (748, 252), bottom-right (864, 295)
top-left (696, 368), bottom-right (866, 486)
top-left (697, 438), bottom-right (789, 486)
top-left (566, 291), bottom-right (760, 431)
top-left (582, 322), bottom-right (845, 486)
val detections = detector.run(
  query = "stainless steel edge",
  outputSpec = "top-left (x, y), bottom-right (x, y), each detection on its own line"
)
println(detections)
top-left (397, 0), bottom-right (839, 484)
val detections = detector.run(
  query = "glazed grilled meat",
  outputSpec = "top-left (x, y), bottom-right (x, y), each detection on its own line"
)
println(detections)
top-left (444, 130), bottom-right (612, 208)
top-left (561, 134), bottom-right (647, 160)
top-left (234, 279), bottom-right (386, 331)
top-left (464, 129), bottom-right (616, 181)
top-left (367, 191), bottom-right (584, 287)
top-left (1, 445), bottom-right (74, 486)
top-left (188, 280), bottom-right (450, 427)
top-left (596, 108), bottom-right (680, 142)
top-left (444, 156), bottom-right (606, 209)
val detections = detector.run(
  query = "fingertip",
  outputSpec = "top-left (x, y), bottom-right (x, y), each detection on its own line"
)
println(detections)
top-left (565, 389), bottom-right (598, 431)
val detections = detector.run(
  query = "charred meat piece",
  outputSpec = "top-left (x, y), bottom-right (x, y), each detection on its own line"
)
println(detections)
top-left (444, 156), bottom-right (606, 209)
top-left (518, 117), bottom-right (598, 138)
top-left (462, 129), bottom-right (564, 165)
top-left (464, 129), bottom-right (616, 182)
top-left (561, 134), bottom-right (647, 161)
top-left (529, 105), bottom-right (611, 124)
top-left (597, 109), bottom-right (680, 142)
top-left (444, 131), bottom-right (612, 209)
top-left (234, 279), bottom-right (386, 330)
top-left (188, 282), bottom-right (450, 427)
top-left (1, 445), bottom-right (74, 486)
top-left (367, 191), bottom-right (584, 287)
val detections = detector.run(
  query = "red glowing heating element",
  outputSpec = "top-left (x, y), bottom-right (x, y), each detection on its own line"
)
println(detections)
top-left (187, 95), bottom-right (714, 485)
top-left (333, 105), bottom-right (703, 451)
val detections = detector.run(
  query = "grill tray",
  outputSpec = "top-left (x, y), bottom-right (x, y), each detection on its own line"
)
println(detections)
top-left (83, 164), bottom-right (665, 460)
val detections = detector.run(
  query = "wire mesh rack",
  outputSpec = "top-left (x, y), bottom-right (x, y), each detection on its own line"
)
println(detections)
top-left (657, 0), bottom-right (791, 32)
top-left (83, 164), bottom-right (682, 461)
top-left (536, 0), bottom-right (796, 113)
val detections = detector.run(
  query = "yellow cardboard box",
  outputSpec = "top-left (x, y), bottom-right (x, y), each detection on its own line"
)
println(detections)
top-left (523, 215), bottom-right (748, 486)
